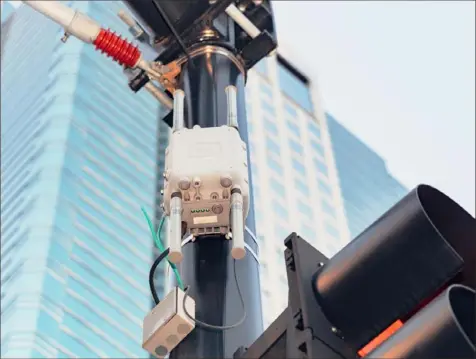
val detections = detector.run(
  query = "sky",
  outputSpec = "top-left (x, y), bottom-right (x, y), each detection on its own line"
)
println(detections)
top-left (272, 1), bottom-right (475, 216)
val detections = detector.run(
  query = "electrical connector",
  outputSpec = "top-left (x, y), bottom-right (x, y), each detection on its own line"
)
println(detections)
top-left (142, 287), bottom-right (195, 358)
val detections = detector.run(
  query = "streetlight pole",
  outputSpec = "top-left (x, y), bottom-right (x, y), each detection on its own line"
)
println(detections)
top-left (169, 45), bottom-right (263, 359)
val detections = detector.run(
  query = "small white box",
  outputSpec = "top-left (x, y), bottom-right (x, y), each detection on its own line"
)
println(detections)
top-left (163, 125), bottom-right (250, 235)
top-left (142, 287), bottom-right (195, 358)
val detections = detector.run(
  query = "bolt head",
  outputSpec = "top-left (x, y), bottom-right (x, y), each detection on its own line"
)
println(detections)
top-left (178, 178), bottom-right (191, 190)
top-left (193, 177), bottom-right (201, 188)
top-left (212, 204), bottom-right (223, 214)
top-left (220, 175), bottom-right (233, 188)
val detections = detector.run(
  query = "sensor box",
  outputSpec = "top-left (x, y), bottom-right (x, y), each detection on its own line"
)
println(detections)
top-left (142, 287), bottom-right (195, 358)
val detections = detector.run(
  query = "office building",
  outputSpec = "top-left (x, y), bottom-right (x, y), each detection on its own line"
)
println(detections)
top-left (244, 55), bottom-right (352, 327)
top-left (326, 114), bottom-right (408, 238)
top-left (1, 2), bottom-right (162, 358)
top-left (1, 1), bottom-right (15, 55)
top-left (1, 1), bottom-right (15, 23)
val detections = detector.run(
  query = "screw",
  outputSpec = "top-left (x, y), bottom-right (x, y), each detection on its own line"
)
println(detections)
top-left (179, 178), bottom-right (191, 191)
top-left (220, 175), bottom-right (232, 188)
top-left (317, 262), bottom-right (324, 267)
top-left (61, 32), bottom-right (70, 43)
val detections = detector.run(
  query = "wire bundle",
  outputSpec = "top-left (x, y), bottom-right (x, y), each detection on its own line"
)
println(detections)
top-left (142, 207), bottom-right (184, 304)
top-left (141, 207), bottom-right (246, 331)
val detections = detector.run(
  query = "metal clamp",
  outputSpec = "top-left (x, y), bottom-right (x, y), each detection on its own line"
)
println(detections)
top-left (181, 234), bottom-right (260, 265)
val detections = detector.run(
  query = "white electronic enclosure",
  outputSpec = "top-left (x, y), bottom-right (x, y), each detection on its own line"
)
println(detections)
top-left (162, 87), bottom-right (249, 263)
top-left (142, 287), bottom-right (196, 358)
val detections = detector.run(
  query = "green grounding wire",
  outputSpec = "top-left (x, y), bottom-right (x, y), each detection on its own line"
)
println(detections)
top-left (141, 207), bottom-right (184, 290)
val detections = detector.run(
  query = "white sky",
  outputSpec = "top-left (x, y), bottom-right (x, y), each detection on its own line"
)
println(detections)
top-left (273, 1), bottom-right (475, 216)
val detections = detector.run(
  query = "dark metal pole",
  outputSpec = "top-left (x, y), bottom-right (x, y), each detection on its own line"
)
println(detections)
top-left (169, 46), bottom-right (263, 359)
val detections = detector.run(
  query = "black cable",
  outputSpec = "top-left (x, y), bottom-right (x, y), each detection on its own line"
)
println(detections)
top-left (149, 248), bottom-right (171, 305)
top-left (151, 0), bottom-right (193, 66)
top-left (182, 259), bottom-right (246, 331)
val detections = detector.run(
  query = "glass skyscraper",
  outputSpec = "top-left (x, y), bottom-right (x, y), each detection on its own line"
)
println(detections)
top-left (1, 2), bottom-right (162, 357)
top-left (326, 113), bottom-right (408, 238)
top-left (1, 1), bottom-right (15, 23)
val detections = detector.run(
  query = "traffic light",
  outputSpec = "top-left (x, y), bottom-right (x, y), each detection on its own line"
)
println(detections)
top-left (236, 184), bottom-right (476, 359)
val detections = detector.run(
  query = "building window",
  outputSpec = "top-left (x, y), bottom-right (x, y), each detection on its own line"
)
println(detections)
top-left (275, 224), bottom-right (289, 240)
top-left (251, 162), bottom-right (259, 177)
top-left (277, 59), bottom-right (313, 113)
top-left (318, 179), bottom-right (333, 196)
top-left (260, 82), bottom-right (273, 98)
top-left (308, 120), bottom-right (321, 139)
top-left (300, 224), bottom-right (315, 240)
top-left (325, 222), bottom-right (340, 239)
top-left (263, 118), bottom-right (279, 136)
top-left (254, 59), bottom-right (268, 76)
top-left (248, 122), bottom-right (254, 134)
top-left (289, 139), bottom-right (304, 156)
top-left (297, 201), bottom-right (313, 219)
top-left (310, 139), bottom-right (325, 157)
top-left (294, 178), bottom-right (310, 196)
top-left (286, 120), bottom-right (300, 137)
top-left (314, 158), bottom-right (328, 177)
top-left (284, 102), bottom-right (298, 118)
top-left (321, 199), bottom-right (336, 218)
top-left (266, 136), bottom-right (281, 155)
top-left (272, 200), bottom-right (288, 220)
top-left (270, 178), bottom-right (286, 198)
top-left (292, 158), bottom-right (306, 176)
top-left (249, 142), bottom-right (257, 159)
top-left (262, 101), bottom-right (275, 116)
top-left (268, 157), bottom-right (284, 176)
top-left (255, 211), bottom-right (264, 225)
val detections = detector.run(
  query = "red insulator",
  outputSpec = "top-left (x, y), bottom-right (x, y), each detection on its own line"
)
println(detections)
top-left (93, 28), bottom-right (141, 68)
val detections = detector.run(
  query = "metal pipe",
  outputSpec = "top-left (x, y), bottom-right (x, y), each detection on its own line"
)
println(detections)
top-left (144, 82), bottom-right (173, 109)
top-left (226, 85), bottom-right (239, 129)
top-left (170, 48), bottom-right (262, 359)
top-left (168, 194), bottom-right (183, 264)
top-left (231, 189), bottom-right (246, 260)
top-left (172, 89), bottom-right (185, 132)
top-left (225, 4), bottom-right (260, 39)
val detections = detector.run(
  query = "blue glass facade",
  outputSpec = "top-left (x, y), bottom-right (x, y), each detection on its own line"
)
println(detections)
top-left (326, 113), bottom-right (408, 238)
top-left (1, 2), bottom-right (162, 358)
top-left (1, 1), bottom-right (15, 22)
top-left (277, 59), bottom-right (313, 113)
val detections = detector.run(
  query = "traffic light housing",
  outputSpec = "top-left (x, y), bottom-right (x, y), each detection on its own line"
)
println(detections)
top-left (235, 184), bottom-right (476, 359)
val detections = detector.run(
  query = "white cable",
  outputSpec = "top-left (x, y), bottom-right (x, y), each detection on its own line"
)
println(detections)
top-left (225, 4), bottom-right (261, 39)
top-left (182, 259), bottom-right (246, 331)
top-left (144, 82), bottom-right (173, 109)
